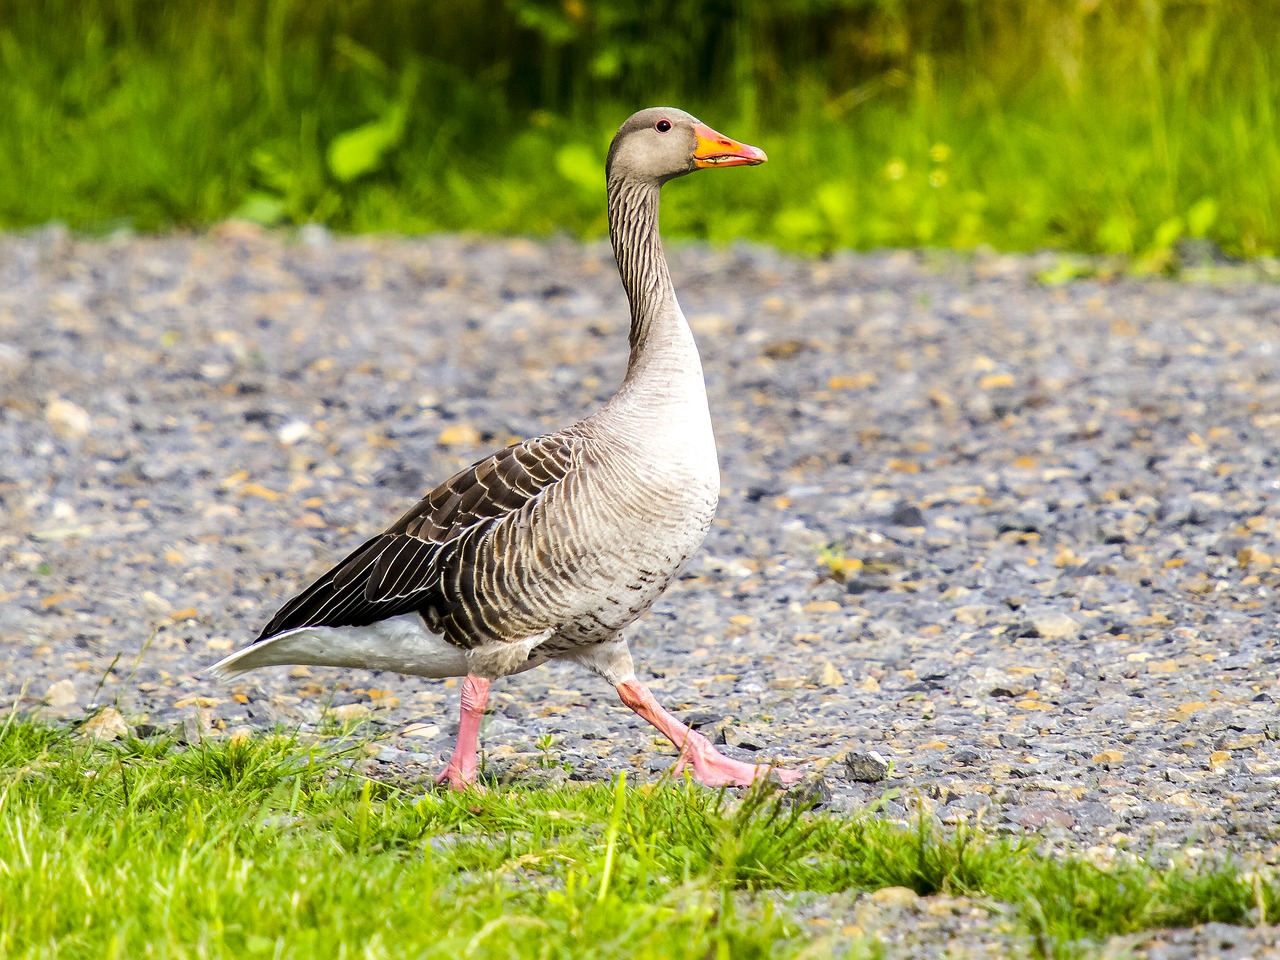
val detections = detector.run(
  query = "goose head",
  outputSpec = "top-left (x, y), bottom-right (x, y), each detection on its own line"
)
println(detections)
top-left (606, 107), bottom-right (767, 186)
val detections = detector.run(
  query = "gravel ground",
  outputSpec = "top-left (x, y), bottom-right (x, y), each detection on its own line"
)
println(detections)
top-left (3, 224), bottom-right (1279, 956)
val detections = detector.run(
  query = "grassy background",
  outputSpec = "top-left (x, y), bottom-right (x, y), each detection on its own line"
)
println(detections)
top-left (1, 0), bottom-right (1277, 257)
top-left (4, 718), bottom-right (1278, 958)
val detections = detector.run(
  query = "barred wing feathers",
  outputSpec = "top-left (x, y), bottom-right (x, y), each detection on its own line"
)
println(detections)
top-left (256, 434), bottom-right (582, 649)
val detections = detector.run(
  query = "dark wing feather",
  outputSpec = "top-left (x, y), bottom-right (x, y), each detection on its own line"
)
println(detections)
top-left (256, 434), bottom-right (579, 642)
top-left (254, 536), bottom-right (420, 640)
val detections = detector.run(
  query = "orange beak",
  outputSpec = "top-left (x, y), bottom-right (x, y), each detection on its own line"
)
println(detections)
top-left (692, 123), bottom-right (767, 168)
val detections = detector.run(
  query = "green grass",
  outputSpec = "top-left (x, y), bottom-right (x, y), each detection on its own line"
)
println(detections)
top-left (1, 0), bottom-right (1277, 258)
top-left (2, 717), bottom-right (1276, 958)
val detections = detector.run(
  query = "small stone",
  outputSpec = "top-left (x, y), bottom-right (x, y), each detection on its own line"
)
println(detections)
top-left (498, 700), bottom-right (529, 720)
top-left (438, 423), bottom-right (481, 447)
top-left (288, 665), bottom-right (312, 679)
top-left (869, 886), bottom-right (919, 908)
top-left (44, 678), bottom-right (78, 707)
top-left (762, 338), bottom-right (809, 360)
top-left (888, 502), bottom-right (926, 527)
top-left (1093, 749), bottom-right (1124, 764)
top-left (843, 750), bottom-right (890, 782)
top-left (228, 726), bottom-right (253, 745)
top-left (298, 223), bottom-right (331, 249)
top-left (0, 342), bottom-right (25, 376)
top-left (81, 707), bottom-right (129, 742)
top-left (140, 590), bottom-right (169, 615)
top-left (400, 722), bottom-right (441, 738)
top-left (1238, 546), bottom-right (1274, 570)
top-left (721, 725), bottom-right (764, 751)
top-left (1009, 805), bottom-right (1076, 829)
top-left (46, 397), bottom-right (92, 440)
top-left (924, 897), bottom-right (960, 917)
top-left (682, 710), bottom-right (722, 729)
top-left (706, 718), bottom-right (732, 744)
top-left (988, 679), bottom-right (1031, 698)
top-left (780, 773), bottom-right (831, 807)
top-left (329, 703), bottom-right (371, 721)
top-left (524, 766), bottom-right (571, 789)
top-left (953, 604), bottom-right (988, 625)
top-left (277, 420), bottom-right (311, 445)
top-left (689, 314), bottom-right (729, 336)
top-left (845, 577), bottom-right (890, 595)
top-left (806, 660), bottom-right (845, 687)
top-left (376, 463), bottom-right (426, 494)
top-left (180, 712), bottom-right (210, 744)
top-left (1029, 612), bottom-right (1082, 641)
top-left (173, 695), bottom-right (222, 710)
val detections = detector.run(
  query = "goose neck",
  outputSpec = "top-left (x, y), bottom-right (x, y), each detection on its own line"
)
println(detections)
top-left (607, 178), bottom-right (679, 364)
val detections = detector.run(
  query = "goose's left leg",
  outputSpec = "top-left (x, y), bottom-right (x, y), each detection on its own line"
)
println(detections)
top-left (615, 679), bottom-right (801, 787)
top-left (573, 638), bottom-right (801, 787)
top-left (436, 674), bottom-right (490, 790)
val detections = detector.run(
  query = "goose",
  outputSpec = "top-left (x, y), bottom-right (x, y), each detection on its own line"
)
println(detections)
top-left (212, 107), bottom-right (801, 789)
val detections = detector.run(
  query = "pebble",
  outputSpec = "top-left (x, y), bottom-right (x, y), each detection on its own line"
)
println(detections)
top-left (400, 722), bottom-right (441, 738)
top-left (868, 886), bottom-right (919, 908)
top-left (43, 678), bottom-right (78, 707)
top-left (276, 420), bottom-right (311, 445)
top-left (807, 660), bottom-right (845, 687)
top-left (328, 703), bottom-right (371, 722)
top-left (843, 750), bottom-right (891, 783)
top-left (44, 397), bottom-right (92, 440)
top-left (81, 707), bottom-right (129, 741)
top-left (179, 712), bottom-right (210, 745)
top-left (1028, 611), bottom-right (1084, 641)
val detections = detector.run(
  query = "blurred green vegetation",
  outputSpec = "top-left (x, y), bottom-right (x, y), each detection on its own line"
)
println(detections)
top-left (1, 0), bottom-right (1277, 257)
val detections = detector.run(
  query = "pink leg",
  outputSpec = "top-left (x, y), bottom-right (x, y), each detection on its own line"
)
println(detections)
top-left (436, 675), bottom-right (491, 790)
top-left (616, 679), bottom-right (801, 787)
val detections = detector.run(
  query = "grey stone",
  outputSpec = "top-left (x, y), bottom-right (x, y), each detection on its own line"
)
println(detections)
top-left (887, 502), bottom-right (926, 528)
top-left (843, 750), bottom-right (890, 782)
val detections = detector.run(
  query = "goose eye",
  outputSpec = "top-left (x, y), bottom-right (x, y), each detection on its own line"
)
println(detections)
top-left (654, 119), bottom-right (672, 133)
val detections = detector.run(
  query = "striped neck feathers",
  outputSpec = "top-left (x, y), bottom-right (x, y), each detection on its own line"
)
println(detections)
top-left (607, 177), bottom-right (680, 365)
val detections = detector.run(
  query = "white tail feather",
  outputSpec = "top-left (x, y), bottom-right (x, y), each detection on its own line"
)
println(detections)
top-left (207, 614), bottom-right (469, 680)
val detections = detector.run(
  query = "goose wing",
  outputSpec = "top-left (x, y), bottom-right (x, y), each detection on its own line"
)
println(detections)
top-left (255, 433), bottom-right (582, 644)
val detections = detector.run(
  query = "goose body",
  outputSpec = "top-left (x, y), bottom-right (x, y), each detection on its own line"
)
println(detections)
top-left (212, 108), bottom-right (799, 788)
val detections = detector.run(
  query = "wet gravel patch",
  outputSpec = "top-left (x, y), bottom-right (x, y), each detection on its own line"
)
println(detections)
top-left (3, 225), bottom-right (1280, 892)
